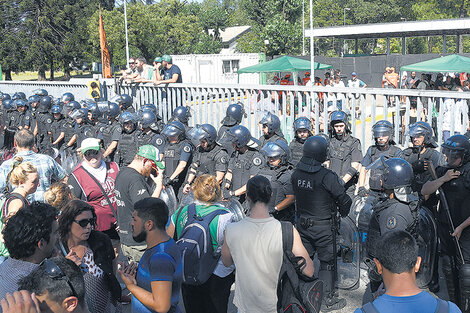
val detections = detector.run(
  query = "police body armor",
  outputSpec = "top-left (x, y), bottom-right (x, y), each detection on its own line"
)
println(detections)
top-left (101, 120), bottom-right (121, 148)
top-left (230, 148), bottom-right (263, 192)
top-left (289, 139), bottom-right (304, 166)
top-left (193, 145), bottom-right (226, 177)
top-left (367, 145), bottom-right (401, 190)
top-left (8, 111), bottom-right (20, 129)
top-left (118, 130), bottom-right (138, 166)
top-left (329, 135), bottom-right (360, 178)
top-left (30, 108), bottom-right (38, 134)
top-left (163, 139), bottom-right (192, 179)
top-left (62, 118), bottom-right (76, 148)
top-left (135, 129), bottom-right (159, 148)
top-left (36, 112), bottom-right (53, 151)
top-left (259, 133), bottom-right (286, 148)
top-left (217, 124), bottom-right (235, 156)
top-left (403, 147), bottom-right (442, 193)
top-left (18, 111), bottom-right (32, 129)
top-left (75, 123), bottom-right (95, 148)
top-left (258, 164), bottom-right (295, 222)
top-left (50, 117), bottom-right (65, 149)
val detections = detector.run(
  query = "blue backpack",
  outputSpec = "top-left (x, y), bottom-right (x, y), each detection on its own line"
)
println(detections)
top-left (175, 203), bottom-right (228, 285)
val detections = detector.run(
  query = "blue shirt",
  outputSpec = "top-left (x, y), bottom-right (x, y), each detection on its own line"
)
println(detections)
top-left (354, 291), bottom-right (461, 313)
top-left (0, 150), bottom-right (66, 202)
top-left (163, 64), bottom-right (182, 83)
top-left (132, 239), bottom-right (183, 313)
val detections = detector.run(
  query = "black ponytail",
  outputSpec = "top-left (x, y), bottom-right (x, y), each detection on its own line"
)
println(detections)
top-left (246, 175), bottom-right (272, 204)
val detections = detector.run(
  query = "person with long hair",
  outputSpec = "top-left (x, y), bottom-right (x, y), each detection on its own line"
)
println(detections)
top-left (58, 200), bottom-right (121, 313)
top-left (167, 174), bottom-right (234, 313)
top-left (44, 182), bottom-right (74, 212)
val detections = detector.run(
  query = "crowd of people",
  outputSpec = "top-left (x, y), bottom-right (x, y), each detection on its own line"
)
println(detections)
top-left (0, 87), bottom-right (469, 313)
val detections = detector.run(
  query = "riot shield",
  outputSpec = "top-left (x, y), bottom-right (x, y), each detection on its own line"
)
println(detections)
top-left (60, 149), bottom-right (78, 175)
top-left (337, 216), bottom-right (361, 290)
top-left (159, 186), bottom-right (178, 216)
top-left (349, 195), bottom-right (374, 268)
top-left (416, 206), bottom-right (438, 289)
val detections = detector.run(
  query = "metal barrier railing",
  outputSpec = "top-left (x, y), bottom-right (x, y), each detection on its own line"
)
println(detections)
top-left (1, 80), bottom-right (469, 151)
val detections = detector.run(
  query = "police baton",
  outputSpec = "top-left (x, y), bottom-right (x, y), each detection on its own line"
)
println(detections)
top-left (331, 210), bottom-right (340, 296)
top-left (428, 161), bottom-right (465, 264)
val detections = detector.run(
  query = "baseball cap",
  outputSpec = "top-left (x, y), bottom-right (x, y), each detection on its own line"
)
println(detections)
top-left (154, 57), bottom-right (162, 63)
top-left (137, 145), bottom-right (165, 169)
top-left (351, 72), bottom-right (357, 76)
top-left (80, 138), bottom-right (101, 154)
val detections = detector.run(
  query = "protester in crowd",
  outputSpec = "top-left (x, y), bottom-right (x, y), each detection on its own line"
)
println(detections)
top-left (115, 145), bottom-right (164, 263)
top-left (119, 197), bottom-right (183, 313)
top-left (221, 175), bottom-right (313, 313)
top-left (355, 230), bottom-right (461, 313)
top-left (332, 75), bottom-right (346, 111)
top-left (3, 257), bottom-right (90, 313)
top-left (129, 56), bottom-right (154, 84)
top-left (168, 174), bottom-right (234, 313)
top-left (303, 71), bottom-right (311, 85)
top-left (406, 71), bottom-right (419, 89)
top-left (153, 55), bottom-right (182, 85)
top-left (57, 200), bottom-right (121, 313)
top-left (0, 203), bottom-right (59, 303)
top-left (347, 72), bottom-right (367, 113)
top-left (3, 157), bottom-right (38, 216)
top-left (435, 73), bottom-right (446, 90)
top-left (120, 57), bottom-right (137, 81)
top-left (44, 182), bottom-right (74, 211)
top-left (0, 129), bottom-right (66, 202)
top-left (68, 138), bottom-right (120, 250)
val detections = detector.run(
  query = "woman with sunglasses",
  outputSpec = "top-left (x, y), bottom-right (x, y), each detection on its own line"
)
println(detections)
top-left (58, 200), bottom-right (121, 313)
top-left (67, 138), bottom-right (120, 252)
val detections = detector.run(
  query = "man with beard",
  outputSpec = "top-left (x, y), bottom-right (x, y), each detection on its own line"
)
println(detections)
top-left (326, 111), bottom-right (362, 198)
top-left (115, 145), bottom-right (165, 263)
top-left (120, 197), bottom-right (182, 313)
top-left (289, 117), bottom-right (313, 166)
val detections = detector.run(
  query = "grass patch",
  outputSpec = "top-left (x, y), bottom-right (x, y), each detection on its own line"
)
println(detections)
top-left (7, 71), bottom-right (94, 81)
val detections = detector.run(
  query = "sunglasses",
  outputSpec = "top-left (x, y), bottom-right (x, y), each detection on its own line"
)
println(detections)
top-left (84, 150), bottom-right (99, 157)
top-left (40, 259), bottom-right (78, 298)
top-left (145, 159), bottom-right (159, 171)
top-left (73, 218), bottom-right (96, 228)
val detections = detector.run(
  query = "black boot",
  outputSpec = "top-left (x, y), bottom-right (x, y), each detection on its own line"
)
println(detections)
top-left (319, 268), bottom-right (346, 312)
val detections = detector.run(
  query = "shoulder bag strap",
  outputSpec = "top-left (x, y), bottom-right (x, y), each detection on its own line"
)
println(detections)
top-left (434, 299), bottom-right (449, 313)
top-left (80, 164), bottom-right (117, 219)
top-left (280, 221), bottom-right (293, 252)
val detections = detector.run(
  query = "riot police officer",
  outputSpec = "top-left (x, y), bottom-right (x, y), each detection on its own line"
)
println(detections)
top-left (358, 120), bottom-right (402, 196)
top-left (139, 103), bottom-right (164, 133)
top-left (403, 121), bottom-right (445, 195)
top-left (61, 101), bottom-right (81, 151)
top-left (217, 103), bottom-right (246, 157)
top-left (15, 99), bottom-right (33, 130)
top-left (422, 135), bottom-right (470, 310)
top-left (135, 110), bottom-right (162, 148)
top-left (170, 106), bottom-right (191, 132)
top-left (182, 124), bottom-right (229, 194)
top-left (259, 140), bottom-right (295, 222)
top-left (61, 92), bottom-right (75, 104)
top-left (49, 104), bottom-right (65, 149)
top-left (117, 112), bottom-right (139, 167)
top-left (161, 120), bottom-right (193, 194)
top-left (69, 108), bottom-right (93, 148)
top-left (258, 112), bottom-right (287, 147)
top-left (28, 95), bottom-right (40, 136)
top-left (86, 102), bottom-right (103, 139)
top-left (367, 157), bottom-right (420, 294)
top-left (101, 102), bottom-right (121, 162)
top-left (326, 111), bottom-right (362, 198)
top-left (112, 94), bottom-right (135, 113)
top-left (35, 96), bottom-right (53, 152)
top-left (291, 136), bottom-right (351, 311)
top-left (289, 117), bottom-right (313, 166)
top-left (222, 125), bottom-right (262, 205)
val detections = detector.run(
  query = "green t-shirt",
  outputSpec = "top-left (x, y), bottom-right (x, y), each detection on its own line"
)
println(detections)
top-left (171, 204), bottom-right (230, 251)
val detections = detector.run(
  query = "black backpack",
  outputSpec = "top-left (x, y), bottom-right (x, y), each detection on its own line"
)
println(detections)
top-left (361, 297), bottom-right (449, 313)
top-left (277, 221), bottom-right (324, 313)
top-left (175, 203), bottom-right (228, 285)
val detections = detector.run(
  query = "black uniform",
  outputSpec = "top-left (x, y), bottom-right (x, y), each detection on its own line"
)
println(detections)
top-left (50, 117), bottom-right (65, 149)
top-left (62, 118), bottom-right (76, 150)
top-left (329, 133), bottom-right (362, 196)
top-left (289, 138), bottom-right (305, 167)
top-left (162, 139), bottom-right (193, 193)
top-left (217, 124), bottom-right (236, 156)
top-left (258, 163), bottom-right (295, 222)
top-left (361, 144), bottom-right (402, 190)
top-left (227, 148), bottom-right (262, 204)
top-left (291, 160), bottom-right (351, 298)
top-left (259, 133), bottom-right (287, 148)
top-left (135, 129), bottom-right (160, 148)
top-left (101, 120), bottom-right (122, 162)
top-left (35, 112), bottom-right (53, 151)
top-left (117, 130), bottom-right (138, 167)
top-left (189, 144), bottom-right (229, 177)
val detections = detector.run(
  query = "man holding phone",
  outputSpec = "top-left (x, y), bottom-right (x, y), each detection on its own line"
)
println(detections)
top-left (115, 145), bottom-right (165, 263)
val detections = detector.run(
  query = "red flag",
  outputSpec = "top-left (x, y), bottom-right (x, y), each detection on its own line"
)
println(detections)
top-left (99, 9), bottom-right (112, 78)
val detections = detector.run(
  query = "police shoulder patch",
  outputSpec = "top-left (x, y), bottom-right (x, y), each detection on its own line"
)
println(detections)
top-left (386, 216), bottom-right (397, 229)
top-left (183, 144), bottom-right (191, 153)
top-left (156, 137), bottom-right (164, 146)
top-left (253, 156), bottom-right (263, 166)
top-left (220, 156), bottom-right (228, 164)
top-left (25, 116), bottom-right (30, 120)
top-left (47, 118), bottom-right (52, 123)
top-left (10, 116), bottom-right (14, 120)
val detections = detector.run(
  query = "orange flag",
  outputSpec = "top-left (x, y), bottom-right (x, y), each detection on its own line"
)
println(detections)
top-left (99, 9), bottom-right (112, 78)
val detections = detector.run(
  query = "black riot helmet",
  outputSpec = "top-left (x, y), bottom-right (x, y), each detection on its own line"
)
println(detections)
top-left (221, 103), bottom-right (246, 126)
top-left (381, 158), bottom-right (413, 190)
top-left (162, 120), bottom-right (186, 140)
top-left (51, 104), bottom-right (62, 115)
top-left (0, 93), bottom-right (11, 101)
top-left (70, 108), bottom-right (88, 121)
top-left (106, 102), bottom-right (121, 120)
top-left (140, 110), bottom-right (157, 129)
top-left (38, 96), bottom-right (53, 113)
top-left (372, 120), bottom-right (394, 146)
top-left (261, 140), bottom-right (290, 166)
top-left (120, 111), bottom-right (137, 125)
top-left (171, 106), bottom-right (191, 124)
top-left (408, 121), bottom-right (437, 148)
top-left (441, 134), bottom-right (470, 167)
top-left (259, 112), bottom-right (281, 135)
top-left (140, 103), bottom-right (162, 120)
top-left (187, 124), bottom-right (218, 147)
top-left (293, 117), bottom-right (313, 142)
top-left (33, 89), bottom-right (48, 97)
top-left (63, 101), bottom-right (81, 116)
top-left (302, 136), bottom-right (329, 163)
top-left (86, 102), bottom-right (101, 120)
top-left (112, 94), bottom-right (133, 109)
top-left (61, 92), bottom-right (75, 103)
top-left (28, 95), bottom-right (40, 106)
top-left (224, 125), bottom-right (256, 149)
top-left (12, 92), bottom-right (26, 100)
top-left (15, 99), bottom-right (28, 109)
top-left (330, 110), bottom-right (351, 135)
top-left (2, 99), bottom-right (13, 111)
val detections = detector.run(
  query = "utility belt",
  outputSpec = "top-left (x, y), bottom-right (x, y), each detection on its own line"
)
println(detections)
top-left (299, 216), bottom-right (332, 228)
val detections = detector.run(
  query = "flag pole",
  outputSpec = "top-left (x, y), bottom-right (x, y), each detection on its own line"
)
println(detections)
top-left (123, 0), bottom-right (130, 69)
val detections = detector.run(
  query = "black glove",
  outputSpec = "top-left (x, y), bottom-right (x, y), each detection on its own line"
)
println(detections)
top-left (162, 177), bottom-right (172, 186)
top-left (222, 189), bottom-right (232, 199)
top-left (357, 186), bottom-right (368, 198)
top-left (411, 160), bottom-right (426, 173)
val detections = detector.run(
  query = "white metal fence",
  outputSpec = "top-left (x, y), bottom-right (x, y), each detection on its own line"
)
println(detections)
top-left (1, 80), bottom-right (469, 151)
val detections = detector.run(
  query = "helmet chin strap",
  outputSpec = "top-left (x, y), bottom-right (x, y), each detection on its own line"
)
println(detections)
top-left (335, 132), bottom-right (343, 140)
